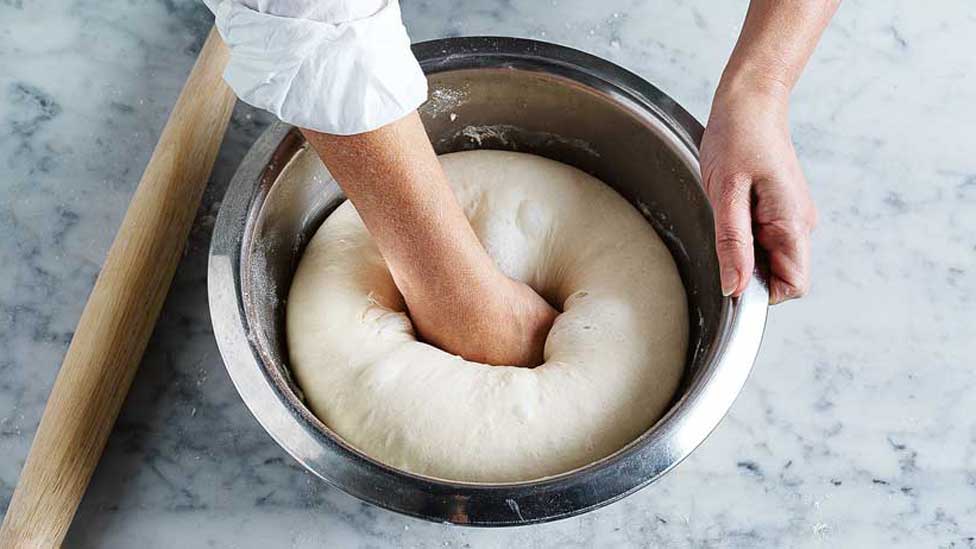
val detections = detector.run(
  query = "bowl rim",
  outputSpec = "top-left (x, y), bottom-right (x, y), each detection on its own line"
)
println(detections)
top-left (208, 36), bottom-right (768, 526)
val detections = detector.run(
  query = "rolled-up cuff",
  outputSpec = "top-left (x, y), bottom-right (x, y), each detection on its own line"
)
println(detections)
top-left (214, 0), bottom-right (427, 135)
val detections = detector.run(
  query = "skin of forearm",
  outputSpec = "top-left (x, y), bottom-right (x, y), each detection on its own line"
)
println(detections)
top-left (300, 113), bottom-right (557, 367)
top-left (301, 113), bottom-right (498, 306)
top-left (719, 0), bottom-right (840, 100)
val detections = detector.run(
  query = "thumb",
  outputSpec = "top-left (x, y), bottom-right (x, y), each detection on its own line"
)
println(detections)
top-left (711, 176), bottom-right (755, 297)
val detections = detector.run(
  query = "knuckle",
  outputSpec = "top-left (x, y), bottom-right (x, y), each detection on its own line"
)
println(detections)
top-left (786, 285), bottom-right (808, 300)
top-left (789, 217), bottom-right (808, 237)
top-left (779, 269), bottom-right (810, 297)
top-left (790, 278), bottom-right (810, 297)
top-left (705, 172), bottom-right (751, 205)
top-left (767, 218), bottom-right (807, 239)
top-left (715, 225), bottom-right (752, 252)
top-left (718, 174), bottom-right (751, 206)
top-left (807, 204), bottom-right (819, 230)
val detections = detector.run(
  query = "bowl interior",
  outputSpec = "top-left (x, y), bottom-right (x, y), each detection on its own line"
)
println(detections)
top-left (241, 68), bottom-right (721, 428)
top-left (209, 38), bottom-right (771, 526)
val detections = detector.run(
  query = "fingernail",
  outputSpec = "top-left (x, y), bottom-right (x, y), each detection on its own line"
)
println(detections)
top-left (721, 268), bottom-right (738, 297)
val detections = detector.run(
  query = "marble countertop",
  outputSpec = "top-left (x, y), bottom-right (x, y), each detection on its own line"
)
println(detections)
top-left (2, 0), bottom-right (974, 547)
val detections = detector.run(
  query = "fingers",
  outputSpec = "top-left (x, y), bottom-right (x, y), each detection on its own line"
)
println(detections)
top-left (709, 175), bottom-right (755, 297)
top-left (755, 218), bottom-right (812, 304)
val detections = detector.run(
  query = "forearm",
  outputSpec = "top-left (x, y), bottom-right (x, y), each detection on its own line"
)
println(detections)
top-left (719, 0), bottom-right (840, 100)
top-left (301, 115), bottom-right (557, 367)
top-left (301, 114), bottom-right (497, 300)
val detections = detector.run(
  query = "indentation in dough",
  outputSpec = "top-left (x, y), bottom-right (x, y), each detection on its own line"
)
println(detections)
top-left (286, 150), bottom-right (688, 483)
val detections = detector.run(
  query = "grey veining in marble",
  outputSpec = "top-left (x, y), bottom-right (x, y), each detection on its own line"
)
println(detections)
top-left (2, 0), bottom-right (975, 547)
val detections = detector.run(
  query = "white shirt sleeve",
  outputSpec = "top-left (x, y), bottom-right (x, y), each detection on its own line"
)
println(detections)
top-left (203, 0), bottom-right (427, 135)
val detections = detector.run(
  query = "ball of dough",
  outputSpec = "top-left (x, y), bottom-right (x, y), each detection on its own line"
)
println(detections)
top-left (287, 150), bottom-right (688, 483)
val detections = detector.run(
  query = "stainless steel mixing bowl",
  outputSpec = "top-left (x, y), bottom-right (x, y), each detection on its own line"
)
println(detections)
top-left (208, 37), bottom-right (768, 526)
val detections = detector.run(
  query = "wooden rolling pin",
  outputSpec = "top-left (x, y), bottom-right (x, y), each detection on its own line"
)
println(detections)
top-left (0, 28), bottom-right (235, 547)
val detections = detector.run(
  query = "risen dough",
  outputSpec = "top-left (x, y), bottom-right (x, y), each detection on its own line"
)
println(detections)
top-left (286, 150), bottom-right (688, 483)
